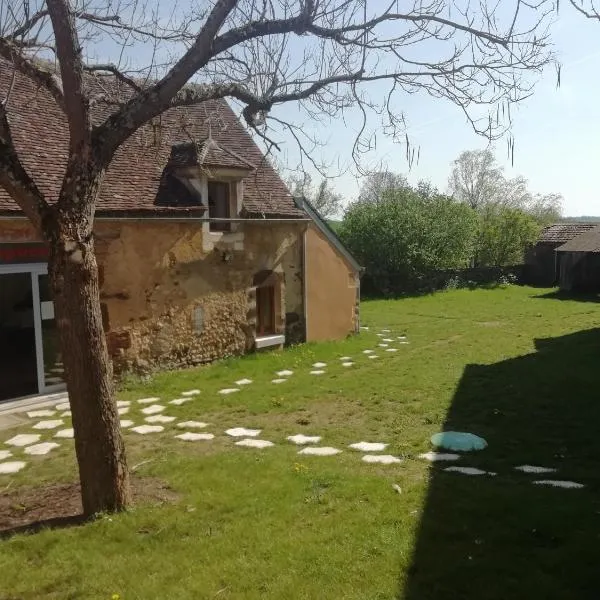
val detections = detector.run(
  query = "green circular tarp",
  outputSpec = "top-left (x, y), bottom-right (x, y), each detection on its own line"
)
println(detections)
top-left (430, 431), bottom-right (487, 452)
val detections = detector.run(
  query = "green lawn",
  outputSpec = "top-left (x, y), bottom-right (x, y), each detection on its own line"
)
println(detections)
top-left (1, 286), bottom-right (599, 599)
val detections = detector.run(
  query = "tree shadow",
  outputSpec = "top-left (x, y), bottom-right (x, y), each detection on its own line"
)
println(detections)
top-left (534, 290), bottom-right (600, 303)
top-left (400, 328), bottom-right (600, 600)
top-left (0, 513), bottom-right (88, 540)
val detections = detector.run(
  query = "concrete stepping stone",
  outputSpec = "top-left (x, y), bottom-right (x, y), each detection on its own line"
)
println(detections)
top-left (298, 446), bottom-right (341, 456)
top-left (116, 401), bottom-right (131, 408)
top-left (431, 431), bottom-right (487, 451)
top-left (54, 428), bottom-right (74, 439)
top-left (181, 390), bottom-right (201, 396)
top-left (310, 370), bottom-right (326, 375)
top-left (376, 333), bottom-right (384, 337)
top-left (397, 336), bottom-right (407, 340)
top-left (235, 379), bottom-right (253, 385)
top-left (235, 439), bottom-right (274, 449)
top-left (175, 432), bottom-right (215, 442)
top-left (27, 409), bottom-right (55, 418)
top-left (272, 378), bottom-right (287, 384)
top-left (386, 348), bottom-right (398, 353)
top-left (339, 357), bottom-right (352, 361)
top-left (276, 370), bottom-right (293, 377)
top-left (131, 425), bottom-right (164, 434)
top-left (381, 329), bottom-right (391, 333)
top-left (33, 419), bottom-right (63, 430)
top-left (145, 415), bottom-right (176, 424)
top-left (312, 362), bottom-right (327, 368)
top-left (118, 407), bottom-right (130, 415)
top-left (382, 338), bottom-right (394, 342)
top-left (368, 355), bottom-right (379, 359)
top-left (5, 434), bottom-right (41, 447)
top-left (287, 434), bottom-right (322, 445)
top-left (138, 397), bottom-right (161, 404)
top-left (533, 480), bottom-right (584, 489)
top-left (55, 402), bottom-right (70, 411)
top-left (0, 450), bottom-right (12, 461)
top-left (378, 343), bottom-right (389, 347)
top-left (342, 362), bottom-right (354, 367)
top-left (399, 341), bottom-right (410, 345)
top-left (170, 398), bottom-right (191, 406)
top-left (362, 350), bottom-right (374, 354)
top-left (515, 465), bottom-right (557, 474)
top-left (226, 427), bottom-right (261, 437)
top-left (0, 461), bottom-right (26, 474)
top-left (444, 466), bottom-right (496, 476)
top-left (141, 404), bottom-right (165, 415)
top-left (360, 326), bottom-right (369, 330)
top-left (419, 451), bottom-right (460, 462)
top-left (219, 388), bottom-right (240, 395)
top-left (349, 441), bottom-right (388, 452)
top-left (24, 442), bottom-right (60, 456)
top-left (362, 454), bottom-right (403, 465)
top-left (120, 420), bottom-right (134, 428)
top-left (60, 410), bottom-right (71, 417)
top-left (178, 421), bottom-right (208, 429)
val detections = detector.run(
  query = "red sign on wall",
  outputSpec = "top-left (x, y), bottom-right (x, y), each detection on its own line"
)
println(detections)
top-left (0, 243), bottom-right (50, 265)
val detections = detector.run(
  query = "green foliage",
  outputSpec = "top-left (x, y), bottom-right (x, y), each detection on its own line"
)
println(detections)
top-left (340, 186), bottom-right (478, 294)
top-left (476, 206), bottom-right (541, 266)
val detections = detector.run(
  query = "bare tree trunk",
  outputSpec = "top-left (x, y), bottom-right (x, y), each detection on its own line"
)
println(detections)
top-left (47, 193), bottom-right (130, 516)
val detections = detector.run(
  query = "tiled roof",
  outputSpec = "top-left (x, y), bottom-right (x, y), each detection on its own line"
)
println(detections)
top-left (537, 223), bottom-right (597, 244)
top-left (0, 60), bottom-right (303, 218)
top-left (168, 139), bottom-right (256, 171)
top-left (556, 225), bottom-right (600, 253)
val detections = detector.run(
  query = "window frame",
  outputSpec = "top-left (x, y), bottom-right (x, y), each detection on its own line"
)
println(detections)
top-left (207, 180), bottom-right (232, 232)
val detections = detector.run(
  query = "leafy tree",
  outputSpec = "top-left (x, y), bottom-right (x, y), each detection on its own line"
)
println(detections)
top-left (340, 186), bottom-right (478, 294)
top-left (357, 172), bottom-right (410, 203)
top-left (0, 0), bottom-right (554, 514)
top-left (287, 173), bottom-right (343, 218)
top-left (476, 207), bottom-right (541, 266)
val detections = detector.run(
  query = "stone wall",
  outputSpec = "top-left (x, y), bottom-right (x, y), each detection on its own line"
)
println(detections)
top-left (0, 218), bottom-right (305, 374)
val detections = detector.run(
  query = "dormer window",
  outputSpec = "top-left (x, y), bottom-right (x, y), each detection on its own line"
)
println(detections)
top-left (208, 181), bottom-right (231, 232)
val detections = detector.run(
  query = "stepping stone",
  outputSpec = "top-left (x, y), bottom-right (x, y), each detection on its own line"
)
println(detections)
top-left (131, 425), bottom-right (164, 435)
top-left (120, 420), bottom-right (134, 428)
top-left (141, 404), bottom-right (165, 415)
top-left (27, 409), bottom-right (55, 418)
top-left (368, 355), bottom-right (379, 359)
top-left (55, 402), bottom-right (70, 411)
top-left (342, 362), bottom-right (354, 367)
top-left (363, 350), bottom-right (374, 354)
top-left (218, 388), bottom-right (240, 395)
top-left (397, 336), bottom-right (407, 340)
top-left (235, 379), bottom-right (253, 385)
top-left (178, 421), bottom-right (208, 429)
top-left (381, 329), bottom-right (391, 333)
top-left (431, 431), bottom-right (487, 452)
top-left (138, 397), bottom-right (161, 404)
top-left (5, 434), bottom-right (41, 447)
top-left (54, 428), bottom-right (74, 439)
top-left (235, 439), bottom-right (274, 449)
top-left (116, 401), bottom-right (131, 408)
top-left (339, 357), bottom-right (352, 361)
top-left (225, 427), bottom-right (261, 437)
top-left (349, 441), bottom-right (388, 452)
top-left (24, 442), bottom-right (60, 456)
top-left (0, 461), bottom-right (26, 474)
top-left (378, 343), bottom-right (389, 347)
top-left (419, 452), bottom-right (460, 462)
top-left (399, 341), bottom-right (410, 345)
top-left (533, 480), bottom-right (584, 489)
top-left (60, 410), bottom-right (71, 417)
top-left (360, 326), bottom-right (369, 330)
top-left (310, 370), bottom-right (325, 375)
top-left (272, 378), bottom-right (287, 384)
top-left (376, 334), bottom-right (384, 337)
top-left (33, 419), bottom-right (63, 430)
top-left (312, 362), bottom-right (327, 368)
top-left (298, 446), bottom-right (341, 456)
top-left (276, 370), bottom-right (293, 377)
top-left (444, 466), bottom-right (495, 476)
top-left (362, 454), bottom-right (403, 465)
top-left (175, 432), bottom-right (215, 442)
top-left (181, 390), bottom-right (201, 396)
top-left (170, 398), bottom-right (191, 406)
top-left (118, 407), bottom-right (129, 415)
top-left (386, 348), bottom-right (398, 353)
top-left (287, 434), bottom-right (322, 445)
top-left (515, 465), bottom-right (557, 474)
top-left (0, 450), bottom-right (12, 461)
top-left (145, 415), bottom-right (176, 424)
top-left (382, 338), bottom-right (394, 342)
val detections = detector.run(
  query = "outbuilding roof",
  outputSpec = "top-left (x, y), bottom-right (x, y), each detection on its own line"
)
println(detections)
top-left (556, 225), bottom-right (600, 253)
top-left (537, 223), bottom-right (598, 244)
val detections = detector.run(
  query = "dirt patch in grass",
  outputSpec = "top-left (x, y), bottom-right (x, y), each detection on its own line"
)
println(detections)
top-left (0, 476), bottom-right (178, 534)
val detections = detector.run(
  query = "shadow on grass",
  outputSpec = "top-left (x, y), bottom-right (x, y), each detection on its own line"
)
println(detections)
top-left (401, 328), bottom-right (600, 600)
top-left (534, 290), bottom-right (600, 303)
top-left (0, 513), bottom-right (88, 540)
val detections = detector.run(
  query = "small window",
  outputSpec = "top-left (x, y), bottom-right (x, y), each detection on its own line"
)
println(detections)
top-left (208, 181), bottom-right (231, 232)
top-left (256, 285), bottom-right (275, 335)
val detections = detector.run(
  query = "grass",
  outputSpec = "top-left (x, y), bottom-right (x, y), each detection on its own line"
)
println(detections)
top-left (1, 285), bottom-right (600, 599)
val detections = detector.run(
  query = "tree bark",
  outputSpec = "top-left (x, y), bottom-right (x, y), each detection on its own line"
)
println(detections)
top-left (47, 185), bottom-right (130, 516)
